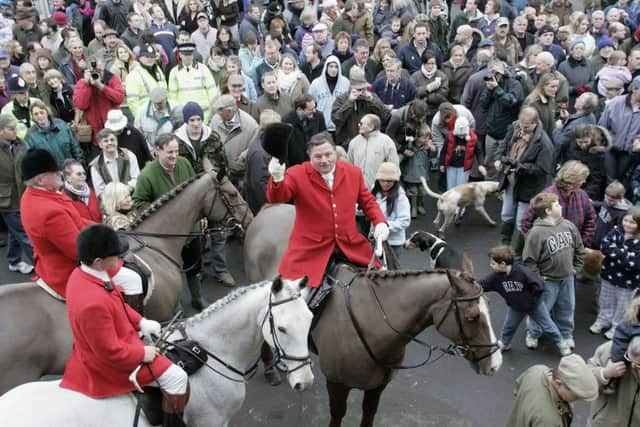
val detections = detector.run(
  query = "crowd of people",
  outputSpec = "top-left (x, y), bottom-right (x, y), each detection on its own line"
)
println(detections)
top-left (0, 0), bottom-right (640, 424)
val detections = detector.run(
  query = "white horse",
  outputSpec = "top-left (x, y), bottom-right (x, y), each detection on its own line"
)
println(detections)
top-left (0, 277), bottom-right (314, 427)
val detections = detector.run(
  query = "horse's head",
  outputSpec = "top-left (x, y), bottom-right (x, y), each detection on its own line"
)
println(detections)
top-left (434, 251), bottom-right (502, 376)
top-left (261, 276), bottom-right (314, 392)
top-left (204, 169), bottom-right (254, 231)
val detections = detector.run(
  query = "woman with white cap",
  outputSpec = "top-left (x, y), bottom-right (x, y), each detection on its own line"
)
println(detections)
top-left (371, 162), bottom-right (410, 257)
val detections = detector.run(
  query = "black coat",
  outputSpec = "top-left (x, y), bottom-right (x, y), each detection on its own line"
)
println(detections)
top-left (282, 110), bottom-right (327, 167)
top-left (497, 121), bottom-right (554, 203)
top-left (116, 125), bottom-right (153, 169)
top-left (244, 131), bottom-right (270, 215)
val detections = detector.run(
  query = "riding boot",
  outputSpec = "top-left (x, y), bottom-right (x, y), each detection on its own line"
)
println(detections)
top-left (162, 382), bottom-right (190, 427)
top-left (186, 274), bottom-right (206, 312)
top-left (417, 196), bottom-right (426, 216)
top-left (500, 221), bottom-right (515, 245)
top-left (409, 195), bottom-right (418, 219)
top-left (123, 293), bottom-right (145, 315)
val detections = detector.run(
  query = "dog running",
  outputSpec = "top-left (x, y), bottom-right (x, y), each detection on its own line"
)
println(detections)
top-left (420, 176), bottom-right (500, 237)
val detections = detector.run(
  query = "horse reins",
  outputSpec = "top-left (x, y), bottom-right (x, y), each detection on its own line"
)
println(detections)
top-left (343, 273), bottom-right (499, 370)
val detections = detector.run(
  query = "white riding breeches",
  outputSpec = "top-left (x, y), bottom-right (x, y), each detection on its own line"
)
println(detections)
top-left (113, 267), bottom-right (143, 295)
top-left (151, 364), bottom-right (189, 394)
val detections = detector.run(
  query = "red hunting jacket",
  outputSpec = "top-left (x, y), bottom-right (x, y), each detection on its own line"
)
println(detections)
top-left (266, 160), bottom-right (386, 287)
top-left (21, 187), bottom-right (93, 297)
top-left (61, 268), bottom-right (171, 397)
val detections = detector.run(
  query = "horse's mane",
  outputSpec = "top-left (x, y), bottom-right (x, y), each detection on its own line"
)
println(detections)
top-left (185, 281), bottom-right (271, 325)
top-left (129, 173), bottom-right (205, 228)
top-left (353, 268), bottom-right (450, 279)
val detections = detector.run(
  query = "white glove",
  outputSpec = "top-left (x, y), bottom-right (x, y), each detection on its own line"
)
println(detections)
top-left (373, 222), bottom-right (390, 242)
top-left (139, 318), bottom-right (161, 338)
top-left (426, 77), bottom-right (441, 92)
top-left (268, 158), bottom-right (286, 183)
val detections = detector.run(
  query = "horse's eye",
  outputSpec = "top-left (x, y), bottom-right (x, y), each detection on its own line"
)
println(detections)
top-left (277, 326), bottom-right (287, 334)
top-left (466, 316), bottom-right (479, 323)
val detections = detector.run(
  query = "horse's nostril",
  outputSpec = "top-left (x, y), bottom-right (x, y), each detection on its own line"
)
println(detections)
top-left (294, 383), bottom-right (302, 391)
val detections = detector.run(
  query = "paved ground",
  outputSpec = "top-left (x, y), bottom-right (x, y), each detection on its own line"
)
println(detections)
top-left (0, 193), bottom-right (607, 427)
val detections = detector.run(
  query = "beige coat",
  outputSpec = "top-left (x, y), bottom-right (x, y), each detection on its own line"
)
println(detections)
top-left (588, 341), bottom-right (640, 427)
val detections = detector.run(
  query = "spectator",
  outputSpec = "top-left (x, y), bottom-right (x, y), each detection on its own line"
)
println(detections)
top-left (309, 55), bottom-right (349, 134)
top-left (25, 100), bottom-right (83, 167)
top-left (226, 73), bottom-right (257, 118)
top-left (89, 128), bottom-right (140, 198)
top-left (277, 54), bottom-right (310, 101)
top-left (12, 9), bottom-right (41, 51)
top-left (524, 51), bottom-right (569, 107)
top-left (490, 17), bottom-right (521, 66)
top-left (253, 71), bottom-right (293, 122)
top-left (109, 43), bottom-right (137, 100)
top-left (439, 116), bottom-right (480, 194)
top-left (553, 92), bottom-right (598, 161)
top-left (341, 39), bottom-right (380, 84)
top-left (42, 69), bottom-right (75, 124)
top-left (537, 25), bottom-right (565, 64)
top-left (168, 42), bottom-right (219, 122)
top-left (398, 22), bottom-right (443, 74)
top-left (481, 61), bottom-right (524, 180)
top-left (191, 11), bottom-right (216, 63)
top-left (592, 181), bottom-right (630, 252)
top-left (177, 0), bottom-right (201, 34)
top-left (520, 160), bottom-right (597, 247)
top-left (522, 192), bottom-right (585, 350)
top-left (371, 58), bottom-right (416, 110)
top-left (96, 27), bottom-right (119, 69)
top-left (104, 109), bottom-right (152, 169)
top-left (558, 38), bottom-right (595, 110)
top-left (494, 107), bottom-right (554, 247)
top-left (58, 37), bottom-right (87, 87)
top-left (332, 31), bottom-right (353, 65)
top-left (124, 43), bottom-right (166, 119)
top-left (133, 86), bottom-right (175, 152)
top-left (211, 0), bottom-right (240, 42)
top-left (590, 207), bottom-right (640, 338)
top-left (225, 55), bottom-right (257, 102)
top-left (150, 4), bottom-right (178, 65)
top-left (0, 114), bottom-right (32, 274)
top-left (371, 162), bottom-right (410, 257)
top-left (598, 75), bottom-right (640, 182)
top-left (255, 39), bottom-right (281, 85)
top-left (238, 3), bottom-right (261, 42)
top-left (331, 71), bottom-right (390, 148)
top-left (478, 0), bottom-right (500, 39)
top-left (347, 113), bottom-right (399, 190)
top-left (441, 45), bottom-right (473, 105)
top-left (331, 0), bottom-right (374, 47)
top-left (101, 181), bottom-right (137, 230)
top-left (173, 101), bottom-right (224, 175)
top-left (524, 73), bottom-right (561, 140)
top-left (34, 48), bottom-right (55, 79)
top-left (282, 94), bottom-right (326, 167)
top-left (87, 20), bottom-right (106, 56)
top-left (62, 159), bottom-right (101, 223)
top-left (214, 25), bottom-right (239, 57)
top-left (506, 354), bottom-right (598, 426)
top-left (596, 51), bottom-right (632, 97)
top-left (72, 55), bottom-right (125, 148)
top-left (19, 62), bottom-right (45, 101)
top-left (99, 0), bottom-right (130, 34)
top-left (449, 0), bottom-right (484, 46)
top-left (411, 50), bottom-right (449, 123)
top-left (461, 50), bottom-right (492, 152)
top-left (238, 32), bottom-right (262, 88)
top-left (120, 12), bottom-right (143, 50)
top-left (512, 15), bottom-right (534, 55)
top-left (300, 43), bottom-right (325, 83)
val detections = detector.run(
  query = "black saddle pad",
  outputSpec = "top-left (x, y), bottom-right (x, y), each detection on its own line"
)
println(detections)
top-left (163, 339), bottom-right (207, 375)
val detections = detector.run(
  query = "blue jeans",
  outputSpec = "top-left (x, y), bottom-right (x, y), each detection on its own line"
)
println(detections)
top-left (528, 276), bottom-right (575, 340)
top-left (501, 302), bottom-right (563, 345)
top-left (1, 212), bottom-right (33, 265)
top-left (500, 184), bottom-right (528, 232)
top-left (446, 167), bottom-right (470, 190)
top-left (208, 233), bottom-right (229, 276)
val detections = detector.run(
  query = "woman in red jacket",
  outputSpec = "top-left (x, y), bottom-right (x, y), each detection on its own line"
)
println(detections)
top-left (62, 159), bottom-right (102, 223)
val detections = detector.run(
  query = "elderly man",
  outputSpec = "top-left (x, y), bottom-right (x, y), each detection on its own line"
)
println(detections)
top-left (489, 17), bottom-right (521, 66)
top-left (494, 107), bottom-right (554, 248)
top-left (372, 58), bottom-right (418, 109)
top-left (331, 71), bottom-right (390, 148)
top-left (347, 113), bottom-right (399, 190)
top-left (588, 335), bottom-right (640, 426)
top-left (299, 22), bottom-right (334, 65)
top-left (133, 86), bottom-right (175, 152)
top-left (506, 354), bottom-right (599, 426)
top-left (599, 75), bottom-right (640, 182)
top-left (96, 28), bottom-right (119, 69)
top-left (168, 42), bottom-right (219, 123)
top-left (452, 25), bottom-right (479, 63)
top-left (282, 94), bottom-right (326, 167)
top-left (525, 51), bottom-right (570, 105)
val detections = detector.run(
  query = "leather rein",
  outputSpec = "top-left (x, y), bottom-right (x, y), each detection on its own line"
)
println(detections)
top-left (343, 273), bottom-right (499, 370)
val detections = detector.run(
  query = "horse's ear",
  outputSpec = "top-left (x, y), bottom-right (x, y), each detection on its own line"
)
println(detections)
top-left (461, 249), bottom-right (475, 277)
top-left (446, 269), bottom-right (465, 296)
top-left (299, 276), bottom-right (308, 289)
top-left (216, 166), bottom-right (227, 183)
top-left (271, 275), bottom-right (283, 293)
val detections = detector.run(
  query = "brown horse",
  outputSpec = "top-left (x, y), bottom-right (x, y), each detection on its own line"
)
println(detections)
top-left (243, 204), bottom-right (502, 427)
top-left (0, 171), bottom-right (253, 395)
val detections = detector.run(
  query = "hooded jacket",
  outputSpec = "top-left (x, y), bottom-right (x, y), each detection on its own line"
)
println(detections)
top-left (309, 56), bottom-right (350, 132)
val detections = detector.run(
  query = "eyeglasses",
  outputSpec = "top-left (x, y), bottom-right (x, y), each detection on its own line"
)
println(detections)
top-left (624, 352), bottom-right (640, 368)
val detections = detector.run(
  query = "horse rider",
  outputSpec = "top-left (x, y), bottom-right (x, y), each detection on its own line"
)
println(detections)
top-left (20, 149), bottom-right (146, 311)
top-left (60, 224), bottom-right (189, 427)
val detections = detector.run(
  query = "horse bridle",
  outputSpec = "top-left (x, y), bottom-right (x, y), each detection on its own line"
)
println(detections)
top-left (343, 274), bottom-right (499, 371)
top-left (262, 291), bottom-right (313, 375)
top-left (206, 172), bottom-right (251, 236)
top-left (433, 284), bottom-right (500, 363)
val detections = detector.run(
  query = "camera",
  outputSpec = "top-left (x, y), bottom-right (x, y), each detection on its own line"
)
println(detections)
top-left (90, 60), bottom-right (99, 81)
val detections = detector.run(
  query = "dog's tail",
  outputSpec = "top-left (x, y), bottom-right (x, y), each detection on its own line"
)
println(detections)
top-left (420, 176), bottom-right (442, 200)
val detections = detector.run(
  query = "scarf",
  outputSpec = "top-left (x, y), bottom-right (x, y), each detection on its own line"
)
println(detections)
top-left (64, 181), bottom-right (91, 205)
top-left (421, 65), bottom-right (436, 79)
top-left (277, 70), bottom-right (301, 97)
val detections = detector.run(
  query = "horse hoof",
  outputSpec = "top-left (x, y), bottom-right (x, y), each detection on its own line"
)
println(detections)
top-left (264, 368), bottom-right (282, 386)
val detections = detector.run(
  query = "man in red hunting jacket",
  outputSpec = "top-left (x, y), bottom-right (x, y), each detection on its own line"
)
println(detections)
top-left (266, 131), bottom-right (389, 288)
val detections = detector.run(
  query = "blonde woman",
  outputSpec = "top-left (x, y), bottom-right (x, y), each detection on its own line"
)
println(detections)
top-left (109, 43), bottom-right (139, 83)
top-left (568, 13), bottom-right (596, 58)
top-left (524, 74), bottom-right (561, 143)
top-left (102, 182), bottom-right (137, 230)
top-left (276, 54), bottom-right (310, 100)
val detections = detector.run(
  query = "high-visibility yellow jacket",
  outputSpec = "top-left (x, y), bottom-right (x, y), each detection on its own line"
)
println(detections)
top-left (125, 66), bottom-right (167, 118)
top-left (167, 63), bottom-right (219, 122)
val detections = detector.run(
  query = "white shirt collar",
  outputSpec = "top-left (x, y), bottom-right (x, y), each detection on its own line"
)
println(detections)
top-left (80, 264), bottom-right (111, 281)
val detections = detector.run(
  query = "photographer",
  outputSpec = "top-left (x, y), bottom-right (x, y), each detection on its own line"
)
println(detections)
top-left (72, 55), bottom-right (125, 149)
top-left (479, 61), bottom-right (523, 180)
top-left (331, 71), bottom-right (390, 149)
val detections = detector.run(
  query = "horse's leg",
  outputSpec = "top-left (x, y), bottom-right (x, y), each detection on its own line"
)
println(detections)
top-left (360, 382), bottom-right (387, 427)
top-left (327, 380), bottom-right (351, 427)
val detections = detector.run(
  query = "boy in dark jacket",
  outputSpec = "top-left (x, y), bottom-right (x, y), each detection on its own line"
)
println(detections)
top-left (522, 192), bottom-right (585, 351)
top-left (480, 245), bottom-right (570, 355)
top-left (592, 181), bottom-right (631, 250)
